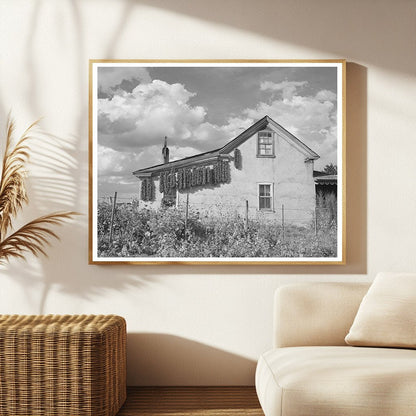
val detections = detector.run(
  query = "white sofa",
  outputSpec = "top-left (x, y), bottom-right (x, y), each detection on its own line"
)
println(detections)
top-left (255, 282), bottom-right (416, 416)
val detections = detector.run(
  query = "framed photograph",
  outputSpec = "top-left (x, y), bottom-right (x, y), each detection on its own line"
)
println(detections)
top-left (89, 60), bottom-right (345, 265)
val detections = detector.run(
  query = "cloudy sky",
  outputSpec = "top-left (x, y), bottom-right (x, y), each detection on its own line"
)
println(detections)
top-left (96, 64), bottom-right (339, 199)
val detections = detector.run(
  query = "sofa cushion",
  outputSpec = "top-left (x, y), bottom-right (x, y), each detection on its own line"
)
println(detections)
top-left (274, 283), bottom-right (370, 348)
top-left (256, 346), bottom-right (416, 416)
top-left (345, 272), bottom-right (416, 348)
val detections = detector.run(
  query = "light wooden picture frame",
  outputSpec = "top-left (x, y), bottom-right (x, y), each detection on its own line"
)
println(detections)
top-left (89, 60), bottom-right (346, 265)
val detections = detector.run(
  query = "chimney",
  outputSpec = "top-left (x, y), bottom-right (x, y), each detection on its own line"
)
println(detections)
top-left (162, 136), bottom-right (169, 164)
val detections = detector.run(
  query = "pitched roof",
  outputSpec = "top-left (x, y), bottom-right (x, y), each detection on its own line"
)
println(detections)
top-left (314, 174), bottom-right (337, 185)
top-left (133, 115), bottom-right (319, 177)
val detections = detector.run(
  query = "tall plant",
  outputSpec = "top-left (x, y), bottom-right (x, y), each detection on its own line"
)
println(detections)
top-left (0, 117), bottom-right (77, 264)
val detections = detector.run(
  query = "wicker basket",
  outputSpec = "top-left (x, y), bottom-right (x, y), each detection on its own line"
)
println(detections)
top-left (0, 314), bottom-right (126, 416)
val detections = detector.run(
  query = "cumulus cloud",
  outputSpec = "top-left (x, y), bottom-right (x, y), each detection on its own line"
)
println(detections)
top-left (97, 67), bottom-right (151, 97)
top-left (260, 80), bottom-right (308, 100)
top-left (241, 87), bottom-right (336, 146)
top-left (313, 124), bottom-right (338, 170)
top-left (96, 73), bottom-right (338, 197)
top-left (97, 144), bottom-right (161, 197)
top-left (219, 85), bottom-right (338, 169)
top-left (315, 89), bottom-right (337, 102)
top-left (98, 145), bottom-right (138, 177)
top-left (98, 80), bottom-right (207, 153)
top-left (97, 142), bottom-right (205, 198)
top-left (169, 145), bottom-right (203, 161)
top-left (98, 78), bottom-right (338, 162)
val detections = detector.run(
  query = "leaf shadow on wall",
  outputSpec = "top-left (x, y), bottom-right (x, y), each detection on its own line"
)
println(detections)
top-left (133, 0), bottom-right (413, 76)
top-left (0, 0), bottom-right (157, 313)
top-left (126, 333), bottom-right (257, 386)
top-left (0, 128), bottom-right (153, 314)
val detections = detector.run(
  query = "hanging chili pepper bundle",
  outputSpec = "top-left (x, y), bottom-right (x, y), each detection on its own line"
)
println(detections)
top-left (141, 178), bottom-right (155, 201)
top-left (234, 148), bottom-right (242, 169)
top-left (154, 160), bottom-right (230, 196)
top-left (159, 172), bottom-right (165, 193)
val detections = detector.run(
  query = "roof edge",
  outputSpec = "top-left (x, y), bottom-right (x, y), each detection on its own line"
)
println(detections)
top-left (219, 116), bottom-right (269, 154)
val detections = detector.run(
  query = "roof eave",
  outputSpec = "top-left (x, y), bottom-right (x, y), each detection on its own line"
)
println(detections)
top-left (133, 153), bottom-right (232, 177)
top-left (305, 156), bottom-right (320, 162)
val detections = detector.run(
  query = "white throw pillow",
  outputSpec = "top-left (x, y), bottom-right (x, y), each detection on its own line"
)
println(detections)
top-left (345, 272), bottom-right (416, 348)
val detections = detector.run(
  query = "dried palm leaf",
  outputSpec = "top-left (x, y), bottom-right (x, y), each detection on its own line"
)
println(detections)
top-left (0, 117), bottom-right (38, 238)
top-left (0, 116), bottom-right (79, 264)
top-left (0, 212), bottom-right (78, 264)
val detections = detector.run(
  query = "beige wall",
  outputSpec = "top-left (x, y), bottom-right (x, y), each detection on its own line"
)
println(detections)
top-left (0, 0), bottom-right (415, 385)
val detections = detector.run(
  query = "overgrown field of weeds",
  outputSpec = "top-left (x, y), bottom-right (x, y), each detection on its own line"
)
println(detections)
top-left (97, 201), bottom-right (337, 258)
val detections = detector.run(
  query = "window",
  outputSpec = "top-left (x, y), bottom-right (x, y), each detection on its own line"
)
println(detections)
top-left (257, 131), bottom-right (274, 157)
top-left (259, 183), bottom-right (273, 210)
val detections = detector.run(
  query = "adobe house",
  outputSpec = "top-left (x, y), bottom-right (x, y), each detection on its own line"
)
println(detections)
top-left (133, 115), bottom-right (320, 225)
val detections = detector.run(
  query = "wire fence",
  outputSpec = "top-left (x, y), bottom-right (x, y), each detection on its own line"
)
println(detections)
top-left (97, 191), bottom-right (336, 245)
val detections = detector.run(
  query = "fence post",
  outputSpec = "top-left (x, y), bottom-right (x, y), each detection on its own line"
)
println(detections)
top-left (314, 207), bottom-right (318, 236)
top-left (281, 204), bottom-right (285, 240)
top-left (109, 191), bottom-right (117, 243)
top-left (184, 192), bottom-right (189, 234)
top-left (245, 200), bottom-right (249, 231)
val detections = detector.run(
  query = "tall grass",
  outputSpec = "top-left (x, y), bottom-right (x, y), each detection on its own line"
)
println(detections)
top-left (97, 202), bottom-right (337, 258)
top-left (316, 191), bottom-right (337, 229)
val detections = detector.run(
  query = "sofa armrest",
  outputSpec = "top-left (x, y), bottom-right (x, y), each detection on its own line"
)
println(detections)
top-left (274, 282), bottom-right (370, 348)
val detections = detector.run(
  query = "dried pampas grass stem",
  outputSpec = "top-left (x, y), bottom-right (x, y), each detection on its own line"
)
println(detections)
top-left (0, 116), bottom-right (78, 264)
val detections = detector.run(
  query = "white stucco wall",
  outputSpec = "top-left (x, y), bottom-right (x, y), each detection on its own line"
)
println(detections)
top-left (0, 0), bottom-right (415, 386)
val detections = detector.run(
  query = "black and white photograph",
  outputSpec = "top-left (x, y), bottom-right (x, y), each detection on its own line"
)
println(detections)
top-left (89, 60), bottom-right (345, 264)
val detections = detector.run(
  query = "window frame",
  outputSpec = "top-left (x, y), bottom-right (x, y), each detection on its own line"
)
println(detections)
top-left (258, 182), bottom-right (274, 211)
top-left (257, 130), bottom-right (275, 158)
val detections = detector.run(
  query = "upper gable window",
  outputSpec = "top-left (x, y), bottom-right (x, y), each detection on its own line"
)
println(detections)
top-left (257, 131), bottom-right (275, 157)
